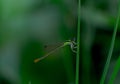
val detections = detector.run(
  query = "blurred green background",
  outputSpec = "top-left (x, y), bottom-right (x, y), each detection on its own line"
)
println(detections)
top-left (0, 0), bottom-right (120, 84)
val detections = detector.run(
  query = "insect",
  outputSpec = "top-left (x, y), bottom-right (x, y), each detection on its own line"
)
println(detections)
top-left (34, 39), bottom-right (77, 63)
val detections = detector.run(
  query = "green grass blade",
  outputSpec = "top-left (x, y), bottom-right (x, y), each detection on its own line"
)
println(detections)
top-left (108, 56), bottom-right (120, 84)
top-left (100, 4), bottom-right (120, 84)
top-left (75, 0), bottom-right (81, 84)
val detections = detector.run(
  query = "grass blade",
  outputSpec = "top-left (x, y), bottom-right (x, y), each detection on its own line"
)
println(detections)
top-left (75, 0), bottom-right (81, 84)
top-left (108, 55), bottom-right (120, 84)
top-left (100, 3), bottom-right (120, 84)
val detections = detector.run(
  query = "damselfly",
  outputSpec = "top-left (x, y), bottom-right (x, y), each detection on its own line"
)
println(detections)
top-left (34, 39), bottom-right (77, 63)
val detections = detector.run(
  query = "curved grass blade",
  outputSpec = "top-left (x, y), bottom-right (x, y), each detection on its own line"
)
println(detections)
top-left (100, 3), bottom-right (120, 84)
top-left (108, 55), bottom-right (120, 84)
top-left (75, 0), bottom-right (81, 84)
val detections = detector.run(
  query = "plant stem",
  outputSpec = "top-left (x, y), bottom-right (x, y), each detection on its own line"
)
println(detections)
top-left (75, 0), bottom-right (80, 84)
top-left (100, 3), bottom-right (120, 84)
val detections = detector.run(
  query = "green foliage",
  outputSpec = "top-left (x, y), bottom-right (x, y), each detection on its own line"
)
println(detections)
top-left (1, 0), bottom-right (120, 84)
top-left (75, 0), bottom-right (81, 84)
top-left (109, 56), bottom-right (120, 84)
top-left (100, 3), bottom-right (120, 84)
